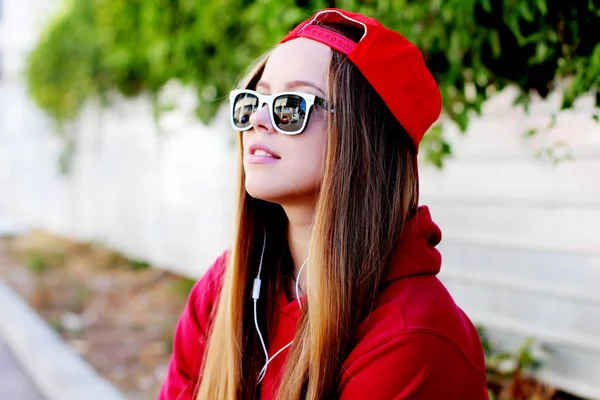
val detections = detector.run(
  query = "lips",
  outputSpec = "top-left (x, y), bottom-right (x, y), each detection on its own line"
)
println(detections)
top-left (248, 143), bottom-right (281, 159)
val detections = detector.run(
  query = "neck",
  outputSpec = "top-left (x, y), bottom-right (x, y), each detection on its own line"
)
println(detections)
top-left (282, 202), bottom-right (314, 283)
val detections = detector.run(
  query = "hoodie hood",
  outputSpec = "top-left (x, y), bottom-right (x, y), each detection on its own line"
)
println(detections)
top-left (276, 205), bottom-right (443, 311)
top-left (386, 205), bottom-right (442, 284)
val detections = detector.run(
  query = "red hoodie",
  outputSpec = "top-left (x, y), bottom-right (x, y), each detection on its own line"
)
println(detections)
top-left (159, 206), bottom-right (489, 399)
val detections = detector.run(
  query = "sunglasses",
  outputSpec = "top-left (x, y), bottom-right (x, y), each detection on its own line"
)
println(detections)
top-left (229, 89), bottom-right (334, 135)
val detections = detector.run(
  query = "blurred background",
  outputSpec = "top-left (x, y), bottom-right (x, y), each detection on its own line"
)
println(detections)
top-left (0, 0), bottom-right (599, 399)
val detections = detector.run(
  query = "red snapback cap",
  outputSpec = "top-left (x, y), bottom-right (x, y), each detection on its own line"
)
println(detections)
top-left (280, 9), bottom-right (442, 151)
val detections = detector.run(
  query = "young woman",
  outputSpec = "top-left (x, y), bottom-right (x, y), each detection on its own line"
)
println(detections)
top-left (160, 8), bottom-right (488, 400)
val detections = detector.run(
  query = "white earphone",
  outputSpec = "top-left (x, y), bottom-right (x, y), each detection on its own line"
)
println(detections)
top-left (252, 229), bottom-right (307, 384)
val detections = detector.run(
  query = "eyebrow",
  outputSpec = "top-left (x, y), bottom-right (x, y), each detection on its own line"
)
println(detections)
top-left (256, 80), bottom-right (326, 97)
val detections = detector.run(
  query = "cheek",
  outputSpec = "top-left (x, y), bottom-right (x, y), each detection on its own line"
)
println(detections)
top-left (310, 118), bottom-right (328, 173)
top-left (241, 132), bottom-right (249, 153)
top-left (304, 117), bottom-right (328, 175)
top-left (287, 130), bottom-right (327, 182)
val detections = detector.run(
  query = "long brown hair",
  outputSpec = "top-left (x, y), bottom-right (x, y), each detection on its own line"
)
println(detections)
top-left (198, 20), bottom-right (419, 399)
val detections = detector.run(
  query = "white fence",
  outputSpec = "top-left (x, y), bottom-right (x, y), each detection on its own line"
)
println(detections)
top-left (419, 89), bottom-right (600, 399)
top-left (1, 0), bottom-right (599, 398)
top-left (0, 82), bottom-right (239, 277)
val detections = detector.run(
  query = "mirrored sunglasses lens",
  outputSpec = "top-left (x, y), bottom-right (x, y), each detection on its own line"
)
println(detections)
top-left (274, 95), bottom-right (307, 133)
top-left (232, 92), bottom-right (259, 129)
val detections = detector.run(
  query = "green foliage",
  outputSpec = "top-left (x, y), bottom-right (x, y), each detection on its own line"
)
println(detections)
top-left (534, 141), bottom-right (575, 165)
top-left (478, 326), bottom-right (548, 399)
top-left (47, 315), bottom-right (67, 335)
top-left (419, 124), bottom-right (452, 168)
top-left (26, 0), bottom-right (600, 163)
top-left (25, 251), bottom-right (49, 274)
top-left (106, 250), bottom-right (152, 270)
top-left (26, 1), bottom-right (103, 126)
top-left (25, 248), bottom-right (67, 274)
top-left (169, 276), bottom-right (197, 297)
top-left (126, 258), bottom-right (152, 271)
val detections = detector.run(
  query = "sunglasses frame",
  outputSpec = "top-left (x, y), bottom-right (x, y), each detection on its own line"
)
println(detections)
top-left (229, 89), bottom-right (333, 135)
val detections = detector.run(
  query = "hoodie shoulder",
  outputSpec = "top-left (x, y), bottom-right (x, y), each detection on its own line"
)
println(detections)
top-left (338, 327), bottom-right (489, 400)
top-left (187, 250), bottom-right (228, 337)
top-left (345, 275), bottom-right (487, 396)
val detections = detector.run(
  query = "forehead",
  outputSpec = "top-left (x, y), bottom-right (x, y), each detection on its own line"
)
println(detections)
top-left (260, 38), bottom-right (332, 91)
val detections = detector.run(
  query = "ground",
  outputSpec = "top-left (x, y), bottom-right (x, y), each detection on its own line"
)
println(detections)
top-left (0, 232), bottom-right (193, 400)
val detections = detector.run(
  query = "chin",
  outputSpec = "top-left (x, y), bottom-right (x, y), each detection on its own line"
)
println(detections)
top-left (245, 182), bottom-right (284, 203)
top-left (245, 183), bottom-right (319, 207)
top-left (244, 172), bottom-right (321, 203)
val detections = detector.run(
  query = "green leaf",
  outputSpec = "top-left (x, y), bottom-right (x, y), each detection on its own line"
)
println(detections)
top-left (489, 30), bottom-right (502, 59)
top-left (547, 113), bottom-right (558, 129)
top-left (537, 0), bottom-right (548, 15)
top-left (506, 13), bottom-right (524, 44)
top-left (529, 41), bottom-right (550, 65)
top-left (454, 110), bottom-right (470, 132)
top-left (480, 0), bottom-right (492, 13)
top-left (420, 124), bottom-right (452, 168)
top-left (524, 128), bottom-right (538, 137)
top-left (518, 2), bottom-right (534, 22)
top-left (448, 31), bottom-right (462, 62)
top-left (561, 90), bottom-right (575, 109)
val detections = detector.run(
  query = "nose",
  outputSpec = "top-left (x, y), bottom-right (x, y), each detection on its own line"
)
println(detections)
top-left (249, 103), bottom-right (276, 133)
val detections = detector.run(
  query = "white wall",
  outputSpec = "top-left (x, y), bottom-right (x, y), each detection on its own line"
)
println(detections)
top-left (0, 0), bottom-right (55, 79)
top-left (1, 0), bottom-right (599, 398)
top-left (0, 82), bottom-right (239, 277)
top-left (420, 88), bottom-right (600, 399)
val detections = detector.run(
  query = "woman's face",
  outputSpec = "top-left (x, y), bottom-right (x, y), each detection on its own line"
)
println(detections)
top-left (242, 38), bottom-right (331, 205)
